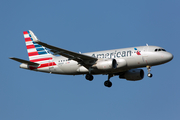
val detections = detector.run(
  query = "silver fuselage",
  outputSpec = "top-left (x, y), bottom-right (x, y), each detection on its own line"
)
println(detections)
top-left (20, 46), bottom-right (173, 75)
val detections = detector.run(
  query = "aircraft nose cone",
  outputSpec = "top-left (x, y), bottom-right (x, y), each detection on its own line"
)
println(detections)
top-left (164, 52), bottom-right (173, 62)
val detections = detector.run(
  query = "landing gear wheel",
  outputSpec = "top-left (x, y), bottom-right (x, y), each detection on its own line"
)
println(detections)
top-left (146, 66), bottom-right (153, 78)
top-left (104, 80), bottom-right (112, 88)
top-left (147, 73), bottom-right (153, 78)
top-left (85, 74), bottom-right (94, 81)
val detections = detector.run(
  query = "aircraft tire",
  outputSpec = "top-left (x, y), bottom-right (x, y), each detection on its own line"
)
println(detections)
top-left (147, 73), bottom-right (153, 78)
top-left (85, 74), bottom-right (94, 81)
top-left (104, 80), bottom-right (112, 87)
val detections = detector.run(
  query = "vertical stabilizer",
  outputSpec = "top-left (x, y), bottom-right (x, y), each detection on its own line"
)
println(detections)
top-left (23, 30), bottom-right (54, 64)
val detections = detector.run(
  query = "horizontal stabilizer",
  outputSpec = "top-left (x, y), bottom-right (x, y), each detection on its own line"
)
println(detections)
top-left (9, 57), bottom-right (39, 65)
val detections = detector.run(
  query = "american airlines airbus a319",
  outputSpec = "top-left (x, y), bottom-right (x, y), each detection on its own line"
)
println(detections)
top-left (10, 30), bottom-right (173, 87)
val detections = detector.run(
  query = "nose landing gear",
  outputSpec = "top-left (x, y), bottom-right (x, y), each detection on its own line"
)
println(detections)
top-left (147, 66), bottom-right (153, 78)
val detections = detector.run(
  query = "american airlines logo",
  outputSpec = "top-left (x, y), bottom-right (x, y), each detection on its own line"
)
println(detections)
top-left (91, 48), bottom-right (142, 59)
top-left (91, 50), bottom-right (132, 59)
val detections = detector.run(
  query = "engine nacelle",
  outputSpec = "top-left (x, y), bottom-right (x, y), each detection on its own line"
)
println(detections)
top-left (119, 69), bottom-right (144, 81)
top-left (116, 59), bottom-right (127, 68)
top-left (96, 59), bottom-right (117, 70)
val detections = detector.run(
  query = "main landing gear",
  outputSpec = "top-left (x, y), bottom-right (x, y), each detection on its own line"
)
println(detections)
top-left (85, 74), bottom-right (113, 88)
top-left (147, 66), bottom-right (153, 78)
top-left (86, 68), bottom-right (94, 81)
top-left (85, 74), bottom-right (94, 81)
top-left (104, 74), bottom-right (113, 88)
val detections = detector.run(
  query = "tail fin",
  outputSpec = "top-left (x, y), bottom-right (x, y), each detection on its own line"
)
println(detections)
top-left (23, 30), bottom-right (54, 63)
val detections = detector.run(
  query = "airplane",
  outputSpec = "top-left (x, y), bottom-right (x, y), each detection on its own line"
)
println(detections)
top-left (10, 30), bottom-right (173, 87)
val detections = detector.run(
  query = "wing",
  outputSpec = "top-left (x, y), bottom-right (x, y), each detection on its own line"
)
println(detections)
top-left (33, 39), bottom-right (97, 68)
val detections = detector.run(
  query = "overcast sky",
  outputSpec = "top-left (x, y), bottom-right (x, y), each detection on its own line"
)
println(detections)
top-left (1, 0), bottom-right (179, 120)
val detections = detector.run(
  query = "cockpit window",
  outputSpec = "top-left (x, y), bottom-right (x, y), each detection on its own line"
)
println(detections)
top-left (155, 48), bottom-right (166, 52)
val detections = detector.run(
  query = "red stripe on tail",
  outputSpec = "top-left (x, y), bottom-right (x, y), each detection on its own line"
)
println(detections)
top-left (25, 38), bottom-right (32, 42)
top-left (23, 31), bottom-right (28, 34)
top-left (26, 45), bottom-right (35, 49)
top-left (28, 51), bottom-right (39, 56)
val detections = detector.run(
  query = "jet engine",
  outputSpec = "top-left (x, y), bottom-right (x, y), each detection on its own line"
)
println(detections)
top-left (116, 59), bottom-right (127, 68)
top-left (96, 59), bottom-right (117, 70)
top-left (119, 69), bottom-right (144, 81)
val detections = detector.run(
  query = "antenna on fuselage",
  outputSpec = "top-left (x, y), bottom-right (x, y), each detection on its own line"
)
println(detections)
top-left (146, 44), bottom-right (149, 46)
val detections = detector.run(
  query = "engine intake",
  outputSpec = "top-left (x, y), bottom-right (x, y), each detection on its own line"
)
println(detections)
top-left (119, 69), bottom-right (144, 81)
